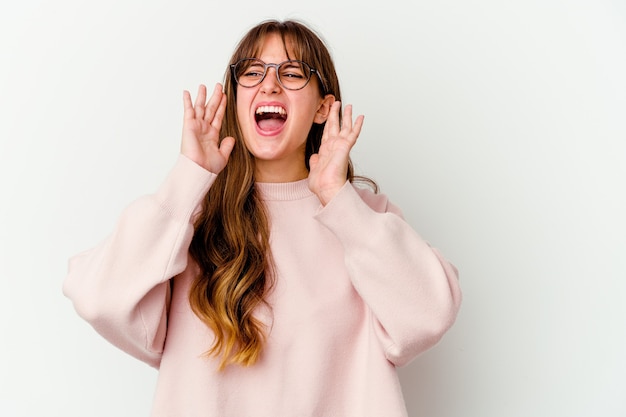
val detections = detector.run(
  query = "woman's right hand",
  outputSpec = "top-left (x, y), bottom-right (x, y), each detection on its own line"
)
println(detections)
top-left (181, 83), bottom-right (235, 174)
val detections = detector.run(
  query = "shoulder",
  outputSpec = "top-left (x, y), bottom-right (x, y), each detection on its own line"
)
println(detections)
top-left (351, 183), bottom-right (393, 215)
top-left (349, 178), bottom-right (406, 218)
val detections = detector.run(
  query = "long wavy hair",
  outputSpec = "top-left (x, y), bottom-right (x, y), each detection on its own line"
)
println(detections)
top-left (188, 19), bottom-right (375, 370)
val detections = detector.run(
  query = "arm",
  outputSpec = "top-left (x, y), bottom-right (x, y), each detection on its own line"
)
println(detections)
top-left (309, 97), bottom-right (460, 365)
top-left (63, 84), bottom-right (233, 367)
top-left (63, 156), bottom-right (216, 367)
top-left (315, 183), bottom-right (462, 367)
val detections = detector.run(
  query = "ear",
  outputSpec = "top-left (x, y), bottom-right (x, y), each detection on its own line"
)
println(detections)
top-left (313, 94), bottom-right (335, 124)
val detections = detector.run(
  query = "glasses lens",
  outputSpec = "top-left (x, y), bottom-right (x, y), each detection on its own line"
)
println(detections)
top-left (277, 61), bottom-right (311, 90)
top-left (234, 59), bottom-right (314, 90)
top-left (234, 59), bottom-right (266, 87)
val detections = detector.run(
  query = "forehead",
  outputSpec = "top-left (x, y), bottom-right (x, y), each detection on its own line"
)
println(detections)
top-left (251, 32), bottom-right (300, 61)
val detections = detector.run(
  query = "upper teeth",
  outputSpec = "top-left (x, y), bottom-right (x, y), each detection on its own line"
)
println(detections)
top-left (256, 105), bottom-right (286, 115)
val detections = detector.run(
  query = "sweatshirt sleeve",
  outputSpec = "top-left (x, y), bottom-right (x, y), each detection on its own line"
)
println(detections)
top-left (314, 181), bottom-right (462, 367)
top-left (62, 155), bottom-right (216, 368)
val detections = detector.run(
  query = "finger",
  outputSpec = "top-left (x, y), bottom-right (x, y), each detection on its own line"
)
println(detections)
top-left (345, 114), bottom-right (364, 147)
top-left (183, 90), bottom-right (194, 119)
top-left (320, 120), bottom-right (330, 143)
top-left (352, 114), bottom-right (364, 139)
top-left (342, 104), bottom-right (353, 132)
top-left (205, 83), bottom-right (224, 122)
top-left (323, 101), bottom-right (341, 142)
top-left (211, 94), bottom-right (227, 131)
top-left (194, 84), bottom-right (207, 119)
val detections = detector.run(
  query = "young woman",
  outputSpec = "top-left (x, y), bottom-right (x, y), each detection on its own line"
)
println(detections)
top-left (64, 19), bottom-right (462, 417)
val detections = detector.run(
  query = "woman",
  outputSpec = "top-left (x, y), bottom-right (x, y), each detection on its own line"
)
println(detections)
top-left (64, 19), bottom-right (462, 417)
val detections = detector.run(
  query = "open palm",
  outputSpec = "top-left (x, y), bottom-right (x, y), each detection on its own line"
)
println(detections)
top-left (181, 83), bottom-right (235, 174)
top-left (309, 101), bottom-right (364, 205)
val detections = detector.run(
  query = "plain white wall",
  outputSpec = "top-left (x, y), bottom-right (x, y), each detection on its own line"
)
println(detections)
top-left (1, 0), bottom-right (624, 416)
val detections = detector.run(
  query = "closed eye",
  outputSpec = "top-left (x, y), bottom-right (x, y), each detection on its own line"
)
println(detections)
top-left (243, 71), bottom-right (263, 77)
top-left (282, 72), bottom-right (304, 79)
top-left (280, 63), bottom-right (305, 79)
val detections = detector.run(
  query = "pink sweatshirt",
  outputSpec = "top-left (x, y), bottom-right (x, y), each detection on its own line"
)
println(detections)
top-left (63, 155), bottom-right (462, 417)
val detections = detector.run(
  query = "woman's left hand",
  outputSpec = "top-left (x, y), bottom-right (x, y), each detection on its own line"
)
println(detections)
top-left (308, 101), bottom-right (364, 206)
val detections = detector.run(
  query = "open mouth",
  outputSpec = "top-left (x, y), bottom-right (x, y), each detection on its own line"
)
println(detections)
top-left (255, 105), bottom-right (287, 132)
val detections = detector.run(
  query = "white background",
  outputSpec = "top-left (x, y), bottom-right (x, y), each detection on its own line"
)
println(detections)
top-left (1, 0), bottom-right (625, 416)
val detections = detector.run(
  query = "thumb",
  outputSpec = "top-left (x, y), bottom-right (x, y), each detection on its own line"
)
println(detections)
top-left (309, 154), bottom-right (319, 171)
top-left (219, 137), bottom-right (236, 160)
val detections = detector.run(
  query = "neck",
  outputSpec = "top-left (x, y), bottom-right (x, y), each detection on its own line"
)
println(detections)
top-left (254, 159), bottom-right (309, 183)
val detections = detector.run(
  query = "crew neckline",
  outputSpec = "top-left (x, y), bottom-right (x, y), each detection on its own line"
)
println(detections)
top-left (255, 178), bottom-right (315, 201)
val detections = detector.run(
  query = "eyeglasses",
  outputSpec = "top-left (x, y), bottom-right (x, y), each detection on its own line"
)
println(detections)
top-left (230, 58), bottom-right (326, 93)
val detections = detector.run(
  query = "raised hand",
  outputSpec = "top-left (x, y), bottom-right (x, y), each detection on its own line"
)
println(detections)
top-left (181, 83), bottom-right (235, 174)
top-left (308, 101), bottom-right (364, 206)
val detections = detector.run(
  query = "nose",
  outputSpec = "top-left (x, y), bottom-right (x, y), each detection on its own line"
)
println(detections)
top-left (259, 66), bottom-right (281, 93)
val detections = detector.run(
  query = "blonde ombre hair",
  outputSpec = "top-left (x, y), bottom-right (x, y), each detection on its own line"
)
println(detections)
top-left (188, 19), bottom-right (370, 370)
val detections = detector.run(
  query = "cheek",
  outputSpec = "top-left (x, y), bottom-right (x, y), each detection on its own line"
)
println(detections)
top-left (235, 100), bottom-right (248, 124)
top-left (236, 104), bottom-right (247, 128)
top-left (235, 88), bottom-right (254, 122)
